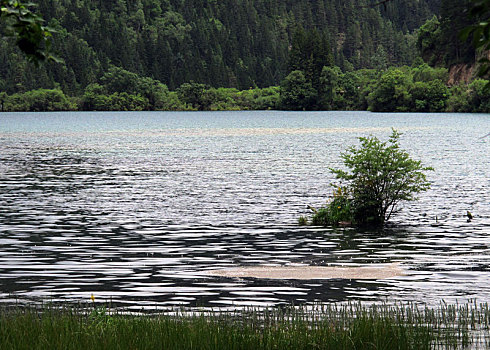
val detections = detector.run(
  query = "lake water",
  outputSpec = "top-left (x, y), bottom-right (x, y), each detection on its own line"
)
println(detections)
top-left (0, 111), bottom-right (488, 310)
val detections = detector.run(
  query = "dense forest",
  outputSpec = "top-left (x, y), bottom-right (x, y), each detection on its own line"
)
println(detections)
top-left (0, 0), bottom-right (488, 112)
top-left (1, 0), bottom-right (439, 92)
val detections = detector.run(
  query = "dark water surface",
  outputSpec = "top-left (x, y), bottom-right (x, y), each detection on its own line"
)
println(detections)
top-left (0, 111), bottom-right (488, 310)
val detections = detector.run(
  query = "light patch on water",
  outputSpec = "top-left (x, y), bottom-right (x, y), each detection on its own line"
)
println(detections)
top-left (133, 126), bottom-right (434, 137)
top-left (204, 263), bottom-right (404, 280)
top-left (0, 126), bottom-right (435, 138)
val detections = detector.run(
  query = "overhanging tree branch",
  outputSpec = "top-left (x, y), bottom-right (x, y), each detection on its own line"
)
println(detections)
top-left (0, 0), bottom-right (60, 64)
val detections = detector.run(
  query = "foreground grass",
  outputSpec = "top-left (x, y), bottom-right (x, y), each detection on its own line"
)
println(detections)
top-left (1, 302), bottom-right (489, 349)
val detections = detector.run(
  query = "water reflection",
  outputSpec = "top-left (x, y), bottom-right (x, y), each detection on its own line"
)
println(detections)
top-left (0, 111), bottom-right (488, 309)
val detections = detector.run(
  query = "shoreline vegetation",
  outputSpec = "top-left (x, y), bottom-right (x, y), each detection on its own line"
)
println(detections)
top-left (1, 64), bottom-right (489, 114)
top-left (1, 301), bottom-right (489, 349)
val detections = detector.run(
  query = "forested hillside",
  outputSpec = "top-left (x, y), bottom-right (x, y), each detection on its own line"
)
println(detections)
top-left (418, 0), bottom-right (475, 67)
top-left (1, 0), bottom-right (439, 95)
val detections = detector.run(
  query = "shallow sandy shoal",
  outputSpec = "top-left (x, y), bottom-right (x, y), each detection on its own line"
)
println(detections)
top-left (204, 264), bottom-right (404, 280)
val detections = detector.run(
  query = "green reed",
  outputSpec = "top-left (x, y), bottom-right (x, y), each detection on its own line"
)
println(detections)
top-left (0, 301), bottom-right (489, 350)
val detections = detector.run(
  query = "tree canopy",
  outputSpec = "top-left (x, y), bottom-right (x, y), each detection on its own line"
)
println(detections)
top-left (0, 0), bottom-right (438, 94)
top-left (1, 0), bottom-right (488, 112)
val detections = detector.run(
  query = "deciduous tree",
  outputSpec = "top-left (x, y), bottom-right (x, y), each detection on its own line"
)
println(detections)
top-left (279, 70), bottom-right (316, 110)
top-left (331, 129), bottom-right (432, 227)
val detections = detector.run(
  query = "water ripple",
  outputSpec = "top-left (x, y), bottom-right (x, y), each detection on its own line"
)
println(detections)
top-left (0, 111), bottom-right (488, 309)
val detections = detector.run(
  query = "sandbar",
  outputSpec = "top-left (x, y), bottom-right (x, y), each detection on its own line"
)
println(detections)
top-left (204, 263), bottom-right (404, 280)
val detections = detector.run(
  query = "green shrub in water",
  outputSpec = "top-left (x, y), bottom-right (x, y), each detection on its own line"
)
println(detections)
top-left (304, 129), bottom-right (432, 227)
top-left (297, 216), bottom-right (308, 225)
top-left (311, 186), bottom-right (353, 226)
top-left (333, 129), bottom-right (432, 227)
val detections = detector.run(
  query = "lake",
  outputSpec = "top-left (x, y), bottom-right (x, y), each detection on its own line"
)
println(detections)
top-left (0, 111), bottom-right (488, 311)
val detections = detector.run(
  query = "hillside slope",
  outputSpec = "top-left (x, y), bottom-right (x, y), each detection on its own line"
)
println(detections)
top-left (0, 0), bottom-right (440, 94)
